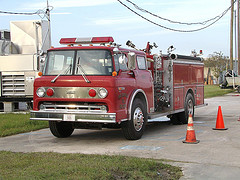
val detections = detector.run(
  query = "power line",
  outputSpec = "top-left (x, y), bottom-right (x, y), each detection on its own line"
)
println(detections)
top-left (0, 6), bottom-right (53, 19)
top-left (0, 10), bottom-right (43, 15)
top-left (126, 0), bottom-right (236, 26)
top-left (117, 0), bottom-right (236, 32)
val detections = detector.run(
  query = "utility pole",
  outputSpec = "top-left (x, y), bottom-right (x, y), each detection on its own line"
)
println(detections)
top-left (46, 0), bottom-right (51, 47)
top-left (235, 10), bottom-right (237, 72)
top-left (230, 0), bottom-right (234, 71)
top-left (238, 0), bottom-right (240, 75)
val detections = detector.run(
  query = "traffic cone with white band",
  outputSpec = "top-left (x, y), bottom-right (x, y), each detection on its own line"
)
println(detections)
top-left (213, 106), bottom-right (228, 130)
top-left (182, 114), bottom-right (200, 144)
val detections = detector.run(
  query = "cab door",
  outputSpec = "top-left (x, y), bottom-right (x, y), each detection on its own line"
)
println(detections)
top-left (114, 53), bottom-right (136, 121)
top-left (134, 56), bottom-right (154, 112)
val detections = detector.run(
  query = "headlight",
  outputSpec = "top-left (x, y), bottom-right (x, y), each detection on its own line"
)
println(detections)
top-left (98, 88), bottom-right (108, 98)
top-left (36, 87), bottom-right (46, 97)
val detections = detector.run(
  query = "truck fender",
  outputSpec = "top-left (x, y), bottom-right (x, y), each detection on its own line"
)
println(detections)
top-left (127, 89), bottom-right (148, 121)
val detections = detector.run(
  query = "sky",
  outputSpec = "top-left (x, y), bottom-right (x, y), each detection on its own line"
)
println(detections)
top-left (0, 0), bottom-right (236, 57)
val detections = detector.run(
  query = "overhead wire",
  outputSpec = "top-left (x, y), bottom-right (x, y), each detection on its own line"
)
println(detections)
top-left (0, 10), bottom-right (43, 15)
top-left (126, 0), bottom-right (236, 26)
top-left (116, 0), bottom-right (236, 32)
top-left (0, 1), bottom-right (235, 32)
top-left (0, 6), bottom-right (53, 19)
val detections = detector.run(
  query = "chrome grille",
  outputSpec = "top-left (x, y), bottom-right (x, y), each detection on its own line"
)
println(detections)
top-left (40, 104), bottom-right (107, 113)
top-left (2, 74), bottom-right (25, 96)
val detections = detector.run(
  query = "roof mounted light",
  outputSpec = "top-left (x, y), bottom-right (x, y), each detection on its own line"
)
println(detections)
top-left (59, 37), bottom-right (114, 45)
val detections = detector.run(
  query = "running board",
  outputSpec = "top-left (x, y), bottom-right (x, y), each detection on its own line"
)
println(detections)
top-left (147, 116), bottom-right (170, 123)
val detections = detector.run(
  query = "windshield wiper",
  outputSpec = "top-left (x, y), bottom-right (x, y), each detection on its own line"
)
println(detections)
top-left (51, 64), bottom-right (72, 83)
top-left (76, 57), bottom-right (91, 83)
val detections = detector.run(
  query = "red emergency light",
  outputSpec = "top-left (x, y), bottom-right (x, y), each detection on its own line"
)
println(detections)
top-left (46, 88), bottom-right (54, 96)
top-left (59, 37), bottom-right (114, 45)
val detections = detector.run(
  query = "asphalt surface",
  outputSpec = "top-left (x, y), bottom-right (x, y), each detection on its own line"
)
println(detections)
top-left (1, 92), bottom-right (240, 179)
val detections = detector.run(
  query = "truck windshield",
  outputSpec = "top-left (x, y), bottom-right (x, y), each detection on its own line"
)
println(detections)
top-left (75, 50), bottom-right (113, 75)
top-left (44, 51), bottom-right (75, 75)
top-left (44, 50), bottom-right (113, 76)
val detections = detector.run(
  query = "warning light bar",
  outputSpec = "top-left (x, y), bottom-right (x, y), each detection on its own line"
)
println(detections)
top-left (59, 37), bottom-right (114, 45)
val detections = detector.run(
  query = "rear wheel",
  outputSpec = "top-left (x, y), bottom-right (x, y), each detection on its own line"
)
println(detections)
top-left (49, 121), bottom-right (74, 138)
top-left (179, 93), bottom-right (195, 124)
top-left (121, 98), bottom-right (147, 140)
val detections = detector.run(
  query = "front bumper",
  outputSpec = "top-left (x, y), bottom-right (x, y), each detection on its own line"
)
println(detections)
top-left (30, 110), bottom-right (116, 123)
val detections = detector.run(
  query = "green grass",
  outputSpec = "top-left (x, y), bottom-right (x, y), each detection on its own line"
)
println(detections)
top-left (0, 113), bottom-right (48, 137)
top-left (0, 151), bottom-right (182, 180)
top-left (204, 85), bottom-right (235, 98)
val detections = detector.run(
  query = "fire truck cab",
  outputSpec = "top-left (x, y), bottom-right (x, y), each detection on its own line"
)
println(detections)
top-left (30, 36), bottom-right (204, 140)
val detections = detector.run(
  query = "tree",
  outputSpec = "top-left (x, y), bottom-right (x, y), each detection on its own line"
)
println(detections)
top-left (204, 52), bottom-right (230, 81)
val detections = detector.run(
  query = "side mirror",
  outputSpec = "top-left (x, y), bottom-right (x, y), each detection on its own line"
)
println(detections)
top-left (39, 50), bottom-right (44, 56)
top-left (127, 52), bottom-right (136, 70)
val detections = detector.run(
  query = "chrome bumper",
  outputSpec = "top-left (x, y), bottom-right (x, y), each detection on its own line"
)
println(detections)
top-left (30, 110), bottom-right (116, 123)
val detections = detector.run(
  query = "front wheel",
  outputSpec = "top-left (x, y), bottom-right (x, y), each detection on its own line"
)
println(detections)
top-left (121, 98), bottom-right (147, 140)
top-left (49, 121), bottom-right (74, 138)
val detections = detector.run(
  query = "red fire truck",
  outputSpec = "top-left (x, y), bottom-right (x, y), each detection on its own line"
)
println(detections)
top-left (30, 36), bottom-right (204, 140)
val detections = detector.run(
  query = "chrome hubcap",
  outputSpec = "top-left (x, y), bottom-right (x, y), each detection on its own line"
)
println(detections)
top-left (188, 99), bottom-right (194, 115)
top-left (133, 107), bottom-right (144, 131)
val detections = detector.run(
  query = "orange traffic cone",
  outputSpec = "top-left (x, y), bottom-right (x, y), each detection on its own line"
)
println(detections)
top-left (182, 114), bottom-right (200, 144)
top-left (213, 106), bottom-right (228, 130)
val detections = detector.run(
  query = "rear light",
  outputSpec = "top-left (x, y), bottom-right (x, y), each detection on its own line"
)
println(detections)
top-left (36, 87), bottom-right (45, 97)
top-left (59, 37), bottom-right (114, 45)
top-left (89, 89), bottom-right (97, 97)
top-left (46, 88), bottom-right (54, 96)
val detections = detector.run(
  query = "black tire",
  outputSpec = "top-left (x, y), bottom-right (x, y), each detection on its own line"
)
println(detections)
top-left (170, 114), bottom-right (181, 125)
top-left (179, 93), bottom-right (195, 124)
top-left (221, 80), bottom-right (228, 88)
top-left (49, 121), bottom-right (74, 138)
top-left (121, 98), bottom-right (147, 140)
top-left (237, 86), bottom-right (240, 93)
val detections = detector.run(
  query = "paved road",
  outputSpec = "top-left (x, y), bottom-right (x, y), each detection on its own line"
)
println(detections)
top-left (1, 93), bottom-right (240, 179)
